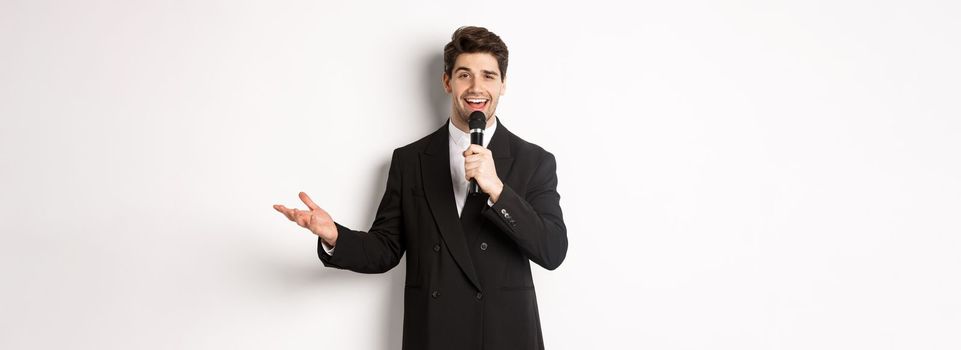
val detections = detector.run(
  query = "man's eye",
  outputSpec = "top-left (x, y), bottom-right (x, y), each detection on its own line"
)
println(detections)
top-left (459, 73), bottom-right (470, 78)
top-left (485, 75), bottom-right (495, 79)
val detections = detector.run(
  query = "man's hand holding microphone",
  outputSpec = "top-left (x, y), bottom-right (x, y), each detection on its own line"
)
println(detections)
top-left (464, 111), bottom-right (503, 202)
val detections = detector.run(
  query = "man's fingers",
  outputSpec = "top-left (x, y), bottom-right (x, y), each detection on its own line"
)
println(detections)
top-left (465, 167), bottom-right (479, 180)
top-left (291, 209), bottom-right (306, 226)
top-left (274, 204), bottom-right (298, 221)
top-left (295, 210), bottom-right (312, 227)
top-left (275, 204), bottom-right (318, 231)
top-left (463, 144), bottom-right (489, 157)
top-left (299, 192), bottom-right (320, 210)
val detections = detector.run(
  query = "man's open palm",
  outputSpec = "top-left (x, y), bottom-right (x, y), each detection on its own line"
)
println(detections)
top-left (274, 192), bottom-right (338, 246)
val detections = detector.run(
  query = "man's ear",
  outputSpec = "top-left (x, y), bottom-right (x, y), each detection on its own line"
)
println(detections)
top-left (442, 73), bottom-right (452, 93)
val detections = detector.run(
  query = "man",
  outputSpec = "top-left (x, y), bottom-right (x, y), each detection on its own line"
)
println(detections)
top-left (273, 26), bottom-right (568, 350)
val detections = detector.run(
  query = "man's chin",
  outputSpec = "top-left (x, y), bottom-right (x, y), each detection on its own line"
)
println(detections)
top-left (458, 109), bottom-right (493, 121)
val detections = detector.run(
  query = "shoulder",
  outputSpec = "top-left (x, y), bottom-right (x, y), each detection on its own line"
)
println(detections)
top-left (387, 125), bottom-right (445, 162)
top-left (505, 129), bottom-right (556, 165)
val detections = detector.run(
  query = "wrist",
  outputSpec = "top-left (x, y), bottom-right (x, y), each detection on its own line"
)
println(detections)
top-left (488, 181), bottom-right (504, 203)
top-left (321, 223), bottom-right (338, 247)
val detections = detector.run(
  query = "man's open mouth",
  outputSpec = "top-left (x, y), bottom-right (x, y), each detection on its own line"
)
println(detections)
top-left (464, 98), bottom-right (489, 111)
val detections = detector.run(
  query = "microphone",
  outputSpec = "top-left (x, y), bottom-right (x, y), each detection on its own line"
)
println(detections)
top-left (468, 111), bottom-right (486, 195)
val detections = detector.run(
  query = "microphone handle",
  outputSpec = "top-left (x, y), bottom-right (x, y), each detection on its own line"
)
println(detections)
top-left (468, 131), bottom-right (484, 195)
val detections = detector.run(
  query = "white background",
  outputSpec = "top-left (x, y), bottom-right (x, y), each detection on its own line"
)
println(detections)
top-left (2, 1), bottom-right (959, 349)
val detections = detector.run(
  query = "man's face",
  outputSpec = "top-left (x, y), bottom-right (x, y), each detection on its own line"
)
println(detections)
top-left (443, 52), bottom-right (506, 128)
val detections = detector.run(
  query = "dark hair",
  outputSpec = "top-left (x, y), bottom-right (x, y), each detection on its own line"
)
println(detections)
top-left (443, 26), bottom-right (509, 81)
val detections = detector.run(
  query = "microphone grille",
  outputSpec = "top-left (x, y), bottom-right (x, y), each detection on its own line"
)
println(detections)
top-left (468, 111), bottom-right (487, 130)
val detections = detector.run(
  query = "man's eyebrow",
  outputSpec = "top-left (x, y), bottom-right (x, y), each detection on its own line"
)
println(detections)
top-left (453, 67), bottom-right (500, 76)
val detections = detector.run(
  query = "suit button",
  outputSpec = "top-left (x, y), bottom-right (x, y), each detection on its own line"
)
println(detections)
top-left (433, 244), bottom-right (440, 252)
top-left (475, 292), bottom-right (483, 300)
top-left (431, 290), bottom-right (441, 298)
top-left (480, 242), bottom-right (488, 251)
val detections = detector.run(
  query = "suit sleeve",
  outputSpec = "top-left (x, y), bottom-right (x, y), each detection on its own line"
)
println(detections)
top-left (317, 150), bottom-right (405, 274)
top-left (483, 151), bottom-right (568, 270)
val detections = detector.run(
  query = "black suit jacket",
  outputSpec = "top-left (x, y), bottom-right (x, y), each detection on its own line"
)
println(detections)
top-left (319, 118), bottom-right (568, 350)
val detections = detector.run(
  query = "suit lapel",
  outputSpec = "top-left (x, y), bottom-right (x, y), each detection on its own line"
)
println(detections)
top-left (418, 118), bottom-right (516, 292)
top-left (420, 123), bottom-right (482, 291)
top-left (487, 117), bottom-right (514, 182)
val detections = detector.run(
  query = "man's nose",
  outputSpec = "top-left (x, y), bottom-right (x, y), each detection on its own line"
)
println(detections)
top-left (467, 79), bottom-right (482, 92)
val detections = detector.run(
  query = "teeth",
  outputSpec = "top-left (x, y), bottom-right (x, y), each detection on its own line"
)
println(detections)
top-left (466, 99), bottom-right (487, 103)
